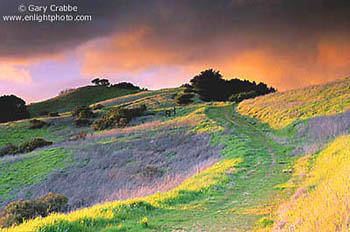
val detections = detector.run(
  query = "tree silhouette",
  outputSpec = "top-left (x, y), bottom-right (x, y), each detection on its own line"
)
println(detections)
top-left (91, 78), bottom-right (110, 86)
top-left (91, 78), bottom-right (100, 86)
top-left (189, 69), bottom-right (276, 101)
top-left (0, 95), bottom-right (30, 123)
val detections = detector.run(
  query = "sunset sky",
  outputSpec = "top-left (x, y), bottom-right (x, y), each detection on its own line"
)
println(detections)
top-left (1, 0), bottom-right (350, 103)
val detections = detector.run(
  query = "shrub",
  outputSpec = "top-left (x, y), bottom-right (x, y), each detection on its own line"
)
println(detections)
top-left (175, 93), bottom-right (194, 105)
top-left (59, 88), bottom-right (76, 96)
top-left (229, 90), bottom-right (258, 103)
top-left (92, 105), bottom-right (147, 130)
top-left (0, 193), bottom-right (68, 228)
top-left (71, 106), bottom-right (94, 118)
top-left (92, 104), bottom-right (104, 110)
top-left (140, 165), bottom-right (164, 178)
top-left (75, 118), bottom-right (91, 127)
top-left (48, 112), bottom-right (59, 117)
top-left (29, 119), bottom-right (46, 129)
top-left (0, 95), bottom-right (30, 123)
top-left (111, 82), bottom-right (141, 90)
top-left (18, 138), bottom-right (53, 153)
top-left (39, 111), bottom-right (49, 116)
top-left (0, 143), bottom-right (19, 157)
top-left (71, 131), bottom-right (87, 141)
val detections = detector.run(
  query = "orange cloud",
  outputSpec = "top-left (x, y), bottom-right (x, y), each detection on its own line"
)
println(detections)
top-left (0, 63), bottom-right (32, 84)
top-left (78, 28), bottom-right (350, 91)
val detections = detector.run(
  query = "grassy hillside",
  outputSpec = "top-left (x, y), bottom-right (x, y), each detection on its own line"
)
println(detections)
top-left (2, 79), bottom-right (350, 232)
top-left (27, 86), bottom-right (140, 117)
top-left (0, 103), bottom-right (295, 232)
top-left (237, 78), bottom-right (350, 129)
top-left (274, 135), bottom-right (350, 231)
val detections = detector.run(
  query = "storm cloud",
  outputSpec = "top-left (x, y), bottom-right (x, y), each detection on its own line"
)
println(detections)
top-left (1, 0), bottom-right (350, 96)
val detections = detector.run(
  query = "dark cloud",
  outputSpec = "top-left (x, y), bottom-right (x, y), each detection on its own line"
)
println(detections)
top-left (1, 0), bottom-right (350, 92)
top-left (1, 0), bottom-right (350, 59)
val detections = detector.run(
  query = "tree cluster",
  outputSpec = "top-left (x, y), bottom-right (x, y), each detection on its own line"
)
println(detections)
top-left (0, 95), bottom-right (30, 123)
top-left (111, 82), bottom-right (141, 90)
top-left (189, 69), bottom-right (276, 102)
top-left (91, 78), bottom-right (110, 86)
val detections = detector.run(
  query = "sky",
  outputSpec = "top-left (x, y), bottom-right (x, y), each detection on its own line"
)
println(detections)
top-left (1, 0), bottom-right (350, 103)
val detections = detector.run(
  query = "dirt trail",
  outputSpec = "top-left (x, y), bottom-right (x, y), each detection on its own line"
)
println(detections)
top-left (223, 109), bottom-right (277, 170)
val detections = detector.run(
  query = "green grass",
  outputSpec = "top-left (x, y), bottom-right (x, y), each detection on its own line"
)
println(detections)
top-left (3, 103), bottom-right (298, 232)
top-left (237, 77), bottom-right (350, 129)
top-left (28, 86), bottom-right (140, 117)
top-left (0, 121), bottom-right (50, 147)
top-left (0, 148), bottom-right (70, 203)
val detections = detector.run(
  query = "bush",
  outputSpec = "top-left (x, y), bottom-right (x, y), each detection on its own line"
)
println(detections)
top-left (0, 138), bottom-right (53, 156)
top-left (29, 119), bottom-right (46, 129)
top-left (18, 138), bottom-right (53, 153)
top-left (175, 93), bottom-right (194, 105)
top-left (71, 106), bottom-right (94, 118)
top-left (91, 104), bottom-right (104, 110)
top-left (111, 82), bottom-right (141, 90)
top-left (75, 118), bottom-right (90, 127)
top-left (0, 95), bottom-right (30, 123)
top-left (48, 112), bottom-right (59, 117)
top-left (92, 104), bottom-right (146, 130)
top-left (0, 193), bottom-right (68, 228)
top-left (140, 165), bottom-right (164, 178)
top-left (229, 90), bottom-right (258, 103)
top-left (0, 143), bottom-right (19, 157)
top-left (39, 111), bottom-right (49, 116)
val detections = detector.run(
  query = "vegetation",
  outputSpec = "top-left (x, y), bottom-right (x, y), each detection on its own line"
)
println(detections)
top-left (237, 78), bottom-right (350, 129)
top-left (91, 78), bottom-right (110, 86)
top-left (27, 86), bottom-right (140, 117)
top-left (18, 138), bottom-right (53, 153)
top-left (111, 82), bottom-right (142, 90)
top-left (0, 138), bottom-right (52, 157)
top-left (92, 104), bottom-right (147, 130)
top-left (0, 148), bottom-right (70, 202)
top-left (0, 138), bottom-right (53, 157)
top-left (229, 90), bottom-right (259, 103)
top-left (29, 120), bottom-right (46, 130)
top-left (175, 93), bottom-right (194, 105)
top-left (0, 95), bottom-right (30, 123)
top-left (47, 112), bottom-right (59, 117)
top-left (0, 193), bottom-right (68, 228)
top-left (190, 69), bottom-right (276, 101)
top-left (2, 77), bottom-right (350, 231)
top-left (275, 135), bottom-right (350, 231)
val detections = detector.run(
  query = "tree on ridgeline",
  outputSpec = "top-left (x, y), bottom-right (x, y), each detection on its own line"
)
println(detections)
top-left (189, 69), bottom-right (276, 102)
top-left (91, 78), bottom-right (110, 86)
top-left (0, 95), bottom-right (30, 123)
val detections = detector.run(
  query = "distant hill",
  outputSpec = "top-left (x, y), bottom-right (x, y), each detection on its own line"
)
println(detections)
top-left (27, 85), bottom-right (140, 117)
top-left (237, 78), bottom-right (350, 129)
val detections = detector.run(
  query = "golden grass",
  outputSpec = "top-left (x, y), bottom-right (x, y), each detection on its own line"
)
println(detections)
top-left (237, 78), bottom-right (350, 129)
top-left (1, 156), bottom-right (241, 232)
top-left (275, 135), bottom-right (350, 231)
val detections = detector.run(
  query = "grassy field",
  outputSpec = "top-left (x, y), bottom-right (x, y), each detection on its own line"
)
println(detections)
top-left (237, 78), bottom-right (350, 129)
top-left (274, 135), bottom-right (350, 231)
top-left (28, 86), bottom-right (140, 117)
top-left (2, 78), bottom-right (350, 231)
top-left (0, 103), bottom-right (296, 232)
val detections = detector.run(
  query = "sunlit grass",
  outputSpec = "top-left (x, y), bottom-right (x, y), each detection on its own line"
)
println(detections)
top-left (276, 135), bottom-right (350, 231)
top-left (237, 78), bottom-right (350, 129)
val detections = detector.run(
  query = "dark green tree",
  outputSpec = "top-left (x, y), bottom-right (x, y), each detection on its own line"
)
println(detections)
top-left (0, 95), bottom-right (30, 123)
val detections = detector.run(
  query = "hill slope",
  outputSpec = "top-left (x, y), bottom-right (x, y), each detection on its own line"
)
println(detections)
top-left (27, 85), bottom-right (140, 117)
top-left (237, 78), bottom-right (350, 129)
top-left (2, 78), bottom-right (350, 231)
